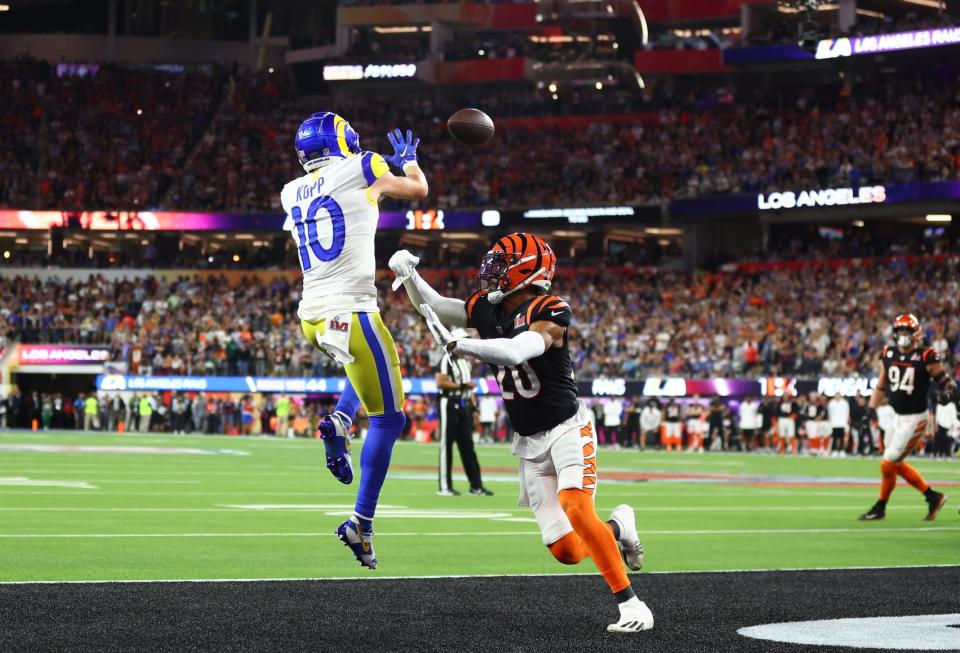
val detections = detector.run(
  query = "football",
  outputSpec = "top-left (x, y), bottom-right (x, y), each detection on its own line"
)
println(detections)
top-left (447, 108), bottom-right (495, 145)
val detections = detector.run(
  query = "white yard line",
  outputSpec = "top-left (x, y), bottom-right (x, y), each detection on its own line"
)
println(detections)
top-left (88, 480), bottom-right (203, 485)
top-left (1, 526), bottom-right (958, 538)
top-left (0, 505), bottom-right (894, 512)
top-left (1, 563), bottom-right (957, 586)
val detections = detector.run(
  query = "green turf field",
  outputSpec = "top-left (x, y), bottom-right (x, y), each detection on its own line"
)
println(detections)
top-left (1, 430), bottom-right (958, 582)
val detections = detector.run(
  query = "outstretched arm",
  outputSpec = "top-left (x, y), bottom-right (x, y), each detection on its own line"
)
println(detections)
top-left (369, 164), bottom-right (428, 201)
top-left (389, 250), bottom-right (467, 327)
top-left (455, 321), bottom-right (563, 366)
top-left (421, 305), bottom-right (564, 367)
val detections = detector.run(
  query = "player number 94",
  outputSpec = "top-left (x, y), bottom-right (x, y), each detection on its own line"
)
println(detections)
top-left (887, 365), bottom-right (915, 394)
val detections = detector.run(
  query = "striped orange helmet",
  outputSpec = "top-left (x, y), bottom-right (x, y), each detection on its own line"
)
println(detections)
top-left (478, 232), bottom-right (557, 304)
top-left (893, 313), bottom-right (922, 349)
top-left (893, 313), bottom-right (921, 337)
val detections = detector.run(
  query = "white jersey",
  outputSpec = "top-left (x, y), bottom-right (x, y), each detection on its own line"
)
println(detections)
top-left (640, 406), bottom-right (661, 431)
top-left (479, 396), bottom-right (498, 423)
top-left (827, 397), bottom-right (850, 429)
top-left (739, 400), bottom-right (760, 430)
top-left (602, 399), bottom-right (623, 427)
top-left (280, 152), bottom-right (388, 319)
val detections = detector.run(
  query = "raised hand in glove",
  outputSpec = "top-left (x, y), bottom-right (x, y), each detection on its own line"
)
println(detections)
top-left (385, 128), bottom-right (419, 169)
top-left (388, 249), bottom-right (420, 291)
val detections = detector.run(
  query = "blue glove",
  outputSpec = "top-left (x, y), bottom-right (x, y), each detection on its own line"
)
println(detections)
top-left (385, 128), bottom-right (419, 169)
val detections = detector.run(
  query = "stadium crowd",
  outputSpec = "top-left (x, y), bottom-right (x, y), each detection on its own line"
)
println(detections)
top-left (4, 245), bottom-right (960, 380)
top-left (3, 57), bottom-right (958, 212)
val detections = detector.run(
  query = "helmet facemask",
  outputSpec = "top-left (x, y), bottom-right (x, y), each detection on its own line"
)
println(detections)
top-left (478, 250), bottom-right (518, 293)
top-left (478, 250), bottom-right (549, 304)
top-left (894, 328), bottom-right (915, 350)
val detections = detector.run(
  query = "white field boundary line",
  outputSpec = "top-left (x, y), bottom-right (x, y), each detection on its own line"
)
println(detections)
top-left (1, 526), bottom-right (959, 538)
top-left (1, 563), bottom-right (958, 586)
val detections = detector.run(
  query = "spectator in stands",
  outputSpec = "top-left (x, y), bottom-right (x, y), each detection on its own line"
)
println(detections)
top-left (4, 58), bottom-right (957, 213)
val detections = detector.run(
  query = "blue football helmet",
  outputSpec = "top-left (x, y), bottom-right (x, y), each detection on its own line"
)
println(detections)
top-left (295, 112), bottom-right (361, 171)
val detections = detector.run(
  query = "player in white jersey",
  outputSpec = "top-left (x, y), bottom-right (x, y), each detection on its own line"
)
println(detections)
top-left (281, 113), bottom-right (428, 569)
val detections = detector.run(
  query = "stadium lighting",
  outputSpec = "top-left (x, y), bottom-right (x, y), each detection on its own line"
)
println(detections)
top-left (232, 254), bottom-right (240, 262)
top-left (926, 214), bottom-right (952, 222)
top-left (595, 82), bottom-right (603, 90)
top-left (853, 220), bottom-right (865, 227)
top-left (548, 82), bottom-right (557, 92)
top-left (478, 49), bottom-right (485, 56)
top-left (551, 93), bottom-right (559, 100)
top-left (136, 109), bottom-right (143, 116)
top-left (373, 26), bottom-right (421, 34)
top-left (901, 0), bottom-right (945, 8)
top-left (2, 251), bottom-right (9, 259)
top-left (268, 67), bottom-right (275, 73)
top-left (0, 5), bottom-right (9, 11)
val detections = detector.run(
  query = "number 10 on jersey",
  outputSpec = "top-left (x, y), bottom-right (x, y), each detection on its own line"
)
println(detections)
top-left (291, 195), bottom-right (346, 271)
top-left (497, 362), bottom-right (541, 400)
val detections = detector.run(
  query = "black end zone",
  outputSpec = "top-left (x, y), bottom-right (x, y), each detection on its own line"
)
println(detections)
top-left (1, 567), bottom-right (958, 652)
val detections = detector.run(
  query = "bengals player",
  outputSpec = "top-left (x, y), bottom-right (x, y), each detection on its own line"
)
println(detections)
top-left (859, 314), bottom-right (952, 521)
top-left (389, 234), bottom-right (653, 633)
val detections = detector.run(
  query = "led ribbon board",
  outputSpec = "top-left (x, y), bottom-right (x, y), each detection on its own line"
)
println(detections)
top-left (815, 27), bottom-right (960, 60)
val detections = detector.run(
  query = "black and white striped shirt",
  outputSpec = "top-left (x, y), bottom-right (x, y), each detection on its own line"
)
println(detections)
top-left (439, 355), bottom-right (472, 399)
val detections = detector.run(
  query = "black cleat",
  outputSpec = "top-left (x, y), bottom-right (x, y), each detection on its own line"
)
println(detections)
top-left (469, 487), bottom-right (494, 496)
top-left (858, 501), bottom-right (886, 521)
top-left (923, 491), bottom-right (947, 521)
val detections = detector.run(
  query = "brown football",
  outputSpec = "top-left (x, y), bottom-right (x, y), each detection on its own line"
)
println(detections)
top-left (447, 108), bottom-right (495, 145)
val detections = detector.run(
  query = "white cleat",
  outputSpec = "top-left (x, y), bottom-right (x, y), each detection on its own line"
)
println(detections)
top-left (609, 504), bottom-right (644, 571)
top-left (607, 598), bottom-right (654, 633)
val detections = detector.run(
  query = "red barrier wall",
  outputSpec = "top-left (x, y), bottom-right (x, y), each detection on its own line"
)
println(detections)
top-left (634, 49), bottom-right (730, 74)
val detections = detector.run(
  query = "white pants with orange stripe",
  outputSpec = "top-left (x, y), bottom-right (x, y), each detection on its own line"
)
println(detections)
top-left (515, 402), bottom-right (598, 545)
top-left (883, 412), bottom-right (928, 462)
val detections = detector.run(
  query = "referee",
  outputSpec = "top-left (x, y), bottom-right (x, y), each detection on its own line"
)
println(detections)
top-left (436, 330), bottom-right (492, 497)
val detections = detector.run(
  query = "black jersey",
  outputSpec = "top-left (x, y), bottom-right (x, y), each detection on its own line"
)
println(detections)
top-left (804, 403), bottom-right (825, 420)
top-left (881, 345), bottom-right (938, 415)
top-left (779, 400), bottom-right (796, 419)
top-left (465, 291), bottom-right (578, 436)
top-left (664, 403), bottom-right (682, 422)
